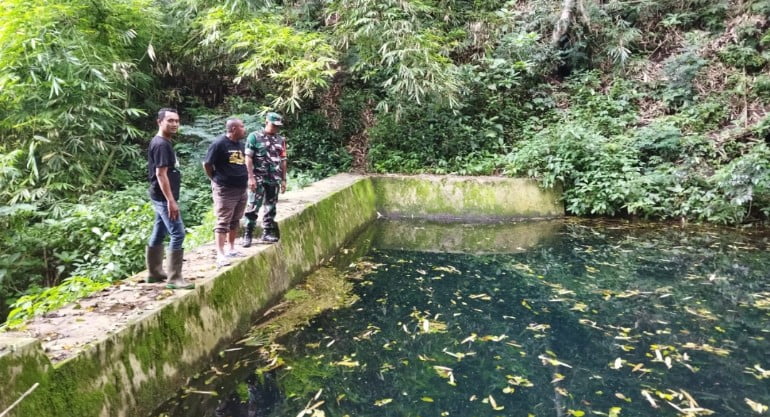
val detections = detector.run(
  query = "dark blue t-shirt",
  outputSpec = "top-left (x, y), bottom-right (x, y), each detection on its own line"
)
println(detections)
top-left (147, 135), bottom-right (181, 202)
top-left (204, 134), bottom-right (248, 188)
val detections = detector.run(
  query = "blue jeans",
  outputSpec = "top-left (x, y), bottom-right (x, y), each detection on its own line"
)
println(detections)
top-left (148, 199), bottom-right (185, 250)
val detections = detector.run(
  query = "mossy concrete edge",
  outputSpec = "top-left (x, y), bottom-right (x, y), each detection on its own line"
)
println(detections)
top-left (0, 174), bottom-right (376, 417)
top-left (372, 174), bottom-right (564, 220)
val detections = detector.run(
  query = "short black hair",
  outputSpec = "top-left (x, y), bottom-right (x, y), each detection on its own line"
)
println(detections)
top-left (157, 108), bottom-right (178, 122)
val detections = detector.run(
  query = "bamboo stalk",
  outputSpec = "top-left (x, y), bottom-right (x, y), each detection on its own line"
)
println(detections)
top-left (0, 383), bottom-right (40, 417)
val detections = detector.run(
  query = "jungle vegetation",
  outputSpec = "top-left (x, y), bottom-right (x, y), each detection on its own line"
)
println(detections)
top-left (1, 0), bottom-right (769, 324)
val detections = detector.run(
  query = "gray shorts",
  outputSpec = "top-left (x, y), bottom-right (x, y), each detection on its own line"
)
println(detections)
top-left (212, 182), bottom-right (247, 233)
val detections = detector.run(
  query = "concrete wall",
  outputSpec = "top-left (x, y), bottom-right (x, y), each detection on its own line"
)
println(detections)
top-left (0, 175), bottom-right (562, 417)
top-left (373, 174), bottom-right (563, 220)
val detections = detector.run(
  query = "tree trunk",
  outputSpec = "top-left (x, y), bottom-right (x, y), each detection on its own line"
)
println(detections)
top-left (551, 0), bottom-right (577, 47)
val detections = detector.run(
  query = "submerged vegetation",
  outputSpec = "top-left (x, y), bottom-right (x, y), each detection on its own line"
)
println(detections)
top-left (1, 1), bottom-right (769, 322)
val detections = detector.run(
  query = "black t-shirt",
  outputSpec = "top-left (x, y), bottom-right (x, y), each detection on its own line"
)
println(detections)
top-left (147, 135), bottom-right (181, 202)
top-left (203, 134), bottom-right (248, 188)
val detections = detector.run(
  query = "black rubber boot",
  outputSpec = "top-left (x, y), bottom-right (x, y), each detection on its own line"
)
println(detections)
top-left (145, 245), bottom-right (167, 283)
top-left (242, 225), bottom-right (255, 248)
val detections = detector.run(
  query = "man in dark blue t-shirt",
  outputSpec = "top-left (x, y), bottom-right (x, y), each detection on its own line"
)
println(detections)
top-left (203, 118), bottom-right (248, 268)
top-left (146, 108), bottom-right (194, 289)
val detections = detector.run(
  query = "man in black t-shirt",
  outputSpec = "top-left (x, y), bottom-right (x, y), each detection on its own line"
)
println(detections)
top-left (146, 108), bottom-right (194, 289)
top-left (203, 118), bottom-right (248, 268)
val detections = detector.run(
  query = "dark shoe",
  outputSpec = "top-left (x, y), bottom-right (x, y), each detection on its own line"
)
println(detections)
top-left (259, 228), bottom-right (279, 244)
top-left (145, 245), bottom-right (167, 283)
top-left (242, 226), bottom-right (254, 248)
top-left (165, 249), bottom-right (194, 289)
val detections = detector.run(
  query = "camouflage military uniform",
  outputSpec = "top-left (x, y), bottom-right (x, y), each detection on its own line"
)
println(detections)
top-left (244, 129), bottom-right (286, 234)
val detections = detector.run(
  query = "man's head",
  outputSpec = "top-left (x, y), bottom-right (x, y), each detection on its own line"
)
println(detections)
top-left (265, 112), bottom-right (283, 134)
top-left (157, 108), bottom-right (180, 138)
top-left (225, 118), bottom-right (246, 141)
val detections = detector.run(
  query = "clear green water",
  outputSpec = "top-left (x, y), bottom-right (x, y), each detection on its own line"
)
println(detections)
top-left (155, 219), bottom-right (770, 417)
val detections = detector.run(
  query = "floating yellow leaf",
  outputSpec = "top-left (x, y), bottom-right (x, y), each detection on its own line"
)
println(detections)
top-left (745, 364), bottom-right (770, 380)
top-left (479, 334), bottom-right (508, 342)
top-left (421, 397), bottom-right (434, 402)
top-left (469, 293), bottom-right (492, 301)
top-left (745, 398), bottom-right (768, 414)
top-left (567, 410), bottom-right (585, 417)
top-left (641, 390), bottom-right (658, 408)
top-left (333, 356), bottom-right (360, 367)
top-left (527, 323), bottom-right (551, 332)
top-left (487, 395), bottom-right (504, 410)
top-left (374, 398), bottom-right (392, 406)
top-left (506, 375), bottom-right (534, 387)
top-left (609, 407), bottom-right (622, 417)
top-left (570, 302), bottom-right (589, 312)
top-left (680, 342), bottom-right (730, 356)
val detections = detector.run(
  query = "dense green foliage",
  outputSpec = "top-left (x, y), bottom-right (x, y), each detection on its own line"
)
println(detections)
top-left (2, 0), bottom-right (770, 324)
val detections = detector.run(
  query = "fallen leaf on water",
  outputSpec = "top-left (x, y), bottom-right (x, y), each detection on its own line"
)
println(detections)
top-left (333, 359), bottom-right (360, 367)
top-left (745, 398), bottom-right (768, 414)
top-left (615, 392), bottom-right (631, 402)
top-left (479, 334), bottom-right (507, 342)
top-left (539, 354), bottom-right (572, 368)
top-left (374, 398), bottom-right (393, 407)
top-left (744, 364), bottom-right (770, 380)
top-left (641, 390), bottom-right (658, 408)
top-left (487, 395), bottom-right (504, 410)
top-left (434, 265), bottom-right (460, 274)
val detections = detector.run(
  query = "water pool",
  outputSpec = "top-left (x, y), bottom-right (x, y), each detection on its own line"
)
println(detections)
top-left (155, 219), bottom-right (770, 417)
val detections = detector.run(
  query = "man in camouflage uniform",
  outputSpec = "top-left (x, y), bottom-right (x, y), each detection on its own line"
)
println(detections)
top-left (243, 112), bottom-right (287, 246)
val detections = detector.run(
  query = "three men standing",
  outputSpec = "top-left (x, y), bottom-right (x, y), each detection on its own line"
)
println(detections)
top-left (243, 112), bottom-right (287, 247)
top-left (203, 118), bottom-right (249, 267)
top-left (145, 110), bottom-right (287, 279)
top-left (145, 108), bottom-right (194, 289)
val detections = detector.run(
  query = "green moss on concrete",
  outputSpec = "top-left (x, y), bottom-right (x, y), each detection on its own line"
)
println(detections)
top-left (0, 340), bottom-right (52, 417)
top-left (373, 175), bottom-right (564, 220)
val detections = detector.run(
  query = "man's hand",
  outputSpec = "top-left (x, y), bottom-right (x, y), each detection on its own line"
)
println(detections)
top-left (281, 180), bottom-right (287, 194)
top-left (248, 176), bottom-right (257, 192)
top-left (167, 200), bottom-right (180, 221)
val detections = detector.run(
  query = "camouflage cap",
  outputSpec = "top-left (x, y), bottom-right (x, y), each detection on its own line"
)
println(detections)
top-left (266, 112), bottom-right (283, 126)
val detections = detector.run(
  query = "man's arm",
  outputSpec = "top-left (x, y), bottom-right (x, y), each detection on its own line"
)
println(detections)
top-left (156, 166), bottom-right (180, 220)
top-left (245, 155), bottom-right (256, 191)
top-left (280, 159), bottom-right (287, 193)
top-left (202, 162), bottom-right (215, 181)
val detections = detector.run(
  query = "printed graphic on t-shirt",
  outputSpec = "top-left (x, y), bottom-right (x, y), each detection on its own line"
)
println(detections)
top-left (228, 150), bottom-right (245, 165)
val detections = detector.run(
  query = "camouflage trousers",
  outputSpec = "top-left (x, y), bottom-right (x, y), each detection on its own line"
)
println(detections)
top-left (244, 181), bottom-right (279, 230)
